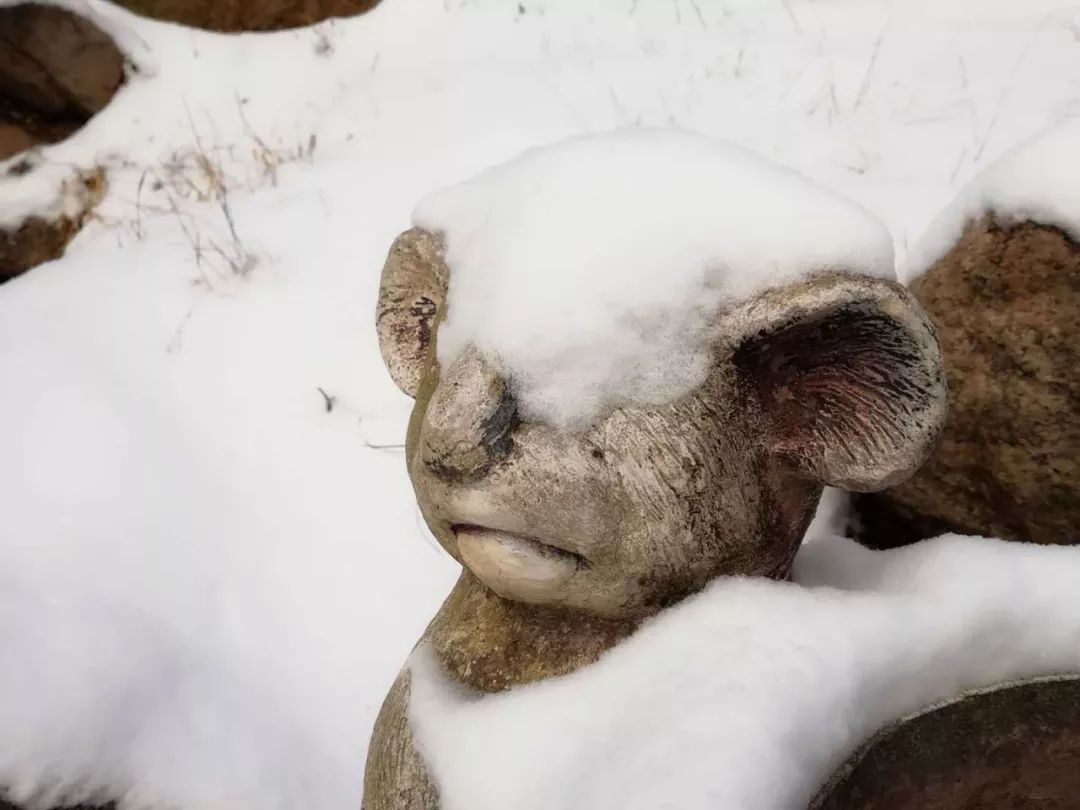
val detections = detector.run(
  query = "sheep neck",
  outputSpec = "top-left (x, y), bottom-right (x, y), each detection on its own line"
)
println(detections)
top-left (425, 571), bottom-right (639, 694)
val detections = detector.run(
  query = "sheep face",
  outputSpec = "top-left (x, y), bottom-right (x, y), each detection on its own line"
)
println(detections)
top-left (378, 228), bottom-right (947, 620)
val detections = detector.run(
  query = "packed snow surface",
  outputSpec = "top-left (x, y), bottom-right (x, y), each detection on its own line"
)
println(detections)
top-left (3, 0), bottom-right (1080, 807)
top-left (416, 130), bottom-right (893, 428)
top-left (409, 534), bottom-right (1080, 810)
top-left (911, 116), bottom-right (1080, 275)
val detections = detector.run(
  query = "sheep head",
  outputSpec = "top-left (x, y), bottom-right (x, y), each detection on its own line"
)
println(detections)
top-left (376, 227), bottom-right (946, 620)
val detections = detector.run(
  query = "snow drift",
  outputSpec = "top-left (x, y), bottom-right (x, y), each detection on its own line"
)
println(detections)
top-left (410, 533), bottom-right (1080, 810)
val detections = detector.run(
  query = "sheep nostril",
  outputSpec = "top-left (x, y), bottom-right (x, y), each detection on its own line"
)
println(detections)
top-left (479, 388), bottom-right (519, 460)
top-left (420, 349), bottom-right (518, 482)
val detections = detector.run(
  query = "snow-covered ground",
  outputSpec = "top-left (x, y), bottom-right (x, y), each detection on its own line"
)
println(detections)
top-left (2, 0), bottom-right (1080, 808)
top-left (411, 534), bottom-right (1080, 810)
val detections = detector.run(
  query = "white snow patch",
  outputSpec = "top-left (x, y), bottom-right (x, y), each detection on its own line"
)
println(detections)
top-left (804, 487), bottom-right (851, 542)
top-left (416, 130), bottom-right (894, 429)
top-left (409, 534), bottom-right (1080, 810)
top-left (909, 116), bottom-right (1080, 277)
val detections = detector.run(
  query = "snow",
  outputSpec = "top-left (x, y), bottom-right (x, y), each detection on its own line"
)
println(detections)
top-left (0, 208), bottom-right (458, 808)
top-left (910, 115), bottom-right (1080, 276)
top-left (804, 487), bottom-right (851, 541)
top-left (1, 0), bottom-right (1080, 807)
top-left (409, 533), bottom-right (1080, 810)
top-left (416, 130), bottom-right (893, 428)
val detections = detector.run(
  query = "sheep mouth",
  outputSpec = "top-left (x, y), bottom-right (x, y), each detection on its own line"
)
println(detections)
top-left (450, 524), bottom-right (588, 567)
top-left (450, 524), bottom-right (589, 606)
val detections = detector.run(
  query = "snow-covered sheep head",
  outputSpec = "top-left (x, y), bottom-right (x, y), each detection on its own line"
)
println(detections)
top-left (376, 132), bottom-right (947, 620)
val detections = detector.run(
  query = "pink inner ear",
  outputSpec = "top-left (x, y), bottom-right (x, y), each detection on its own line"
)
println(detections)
top-left (733, 303), bottom-right (943, 490)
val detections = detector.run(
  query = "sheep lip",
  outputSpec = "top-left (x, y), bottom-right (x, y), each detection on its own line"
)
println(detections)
top-left (451, 524), bottom-right (588, 567)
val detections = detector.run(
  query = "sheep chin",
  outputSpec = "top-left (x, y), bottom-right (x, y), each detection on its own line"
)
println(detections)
top-left (455, 528), bottom-right (580, 606)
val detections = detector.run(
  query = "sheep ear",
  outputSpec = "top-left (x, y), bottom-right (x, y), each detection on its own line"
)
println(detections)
top-left (376, 228), bottom-right (449, 397)
top-left (733, 275), bottom-right (947, 492)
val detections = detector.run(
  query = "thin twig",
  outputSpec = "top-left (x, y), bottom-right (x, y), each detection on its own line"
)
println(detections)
top-left (317, 387), bottom-right (336, 413)
top-left (134, 169), bottom-right (148, 240)
top-left (781, 0), bottom-right (801, 33)
top-left (690, 0), bottom-right (707, 28)
top-left (853, 28), bottom-right (886, 111)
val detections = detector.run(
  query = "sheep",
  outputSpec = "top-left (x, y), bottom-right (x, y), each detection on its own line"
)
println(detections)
top-left (363, 140), bottom-right (947, 809)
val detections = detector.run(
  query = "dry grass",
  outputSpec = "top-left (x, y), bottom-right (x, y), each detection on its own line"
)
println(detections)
top-left (112, 104), bottom-right (318, 283)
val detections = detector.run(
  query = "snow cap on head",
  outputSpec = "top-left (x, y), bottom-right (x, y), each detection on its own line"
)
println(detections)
top-left (414, 129), bottom-right (895, 430)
